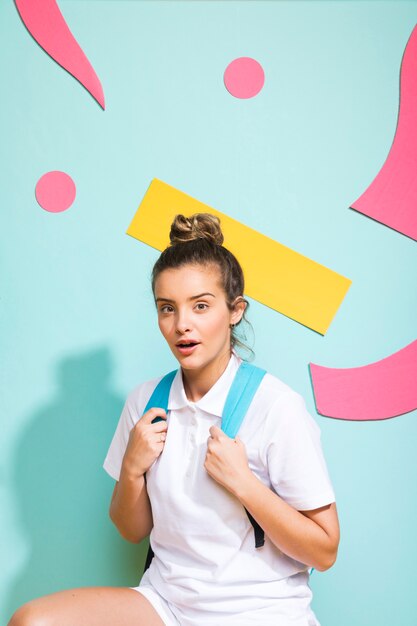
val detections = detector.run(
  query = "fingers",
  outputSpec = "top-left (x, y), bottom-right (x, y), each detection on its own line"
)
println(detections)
top-left (142, 407), bottom-right (167, 423)
top-left (141, 407), bottom-right (168, 429)
top-left (207, 427), bottom-right (241, 448)
top-left (209, 425), bottom-right (222, 438)
top-left (208, 425), bottom-right (234, 441)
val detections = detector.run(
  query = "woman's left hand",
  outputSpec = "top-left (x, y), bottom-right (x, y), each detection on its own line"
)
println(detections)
top-left (204, 425), bottom-right (252, 495)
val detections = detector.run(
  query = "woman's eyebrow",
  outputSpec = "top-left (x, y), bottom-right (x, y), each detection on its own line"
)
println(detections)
top-left (155, 292), bottom-right (216, 303)
top-left (190, 292), bottom-right (216, 300)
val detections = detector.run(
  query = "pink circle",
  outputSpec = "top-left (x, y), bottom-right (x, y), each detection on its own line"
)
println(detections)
top-left (224, 57), bottom-right (265, 99)
top-left (35, 171), bottom-right (76, 213)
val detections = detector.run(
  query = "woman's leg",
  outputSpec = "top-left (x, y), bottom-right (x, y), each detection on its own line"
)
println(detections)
top-left (8, 586), bottom-right (167, 626)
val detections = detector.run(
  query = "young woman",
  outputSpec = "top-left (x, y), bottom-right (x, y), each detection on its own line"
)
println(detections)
top-left (8, 213), bottom-right (339, 626)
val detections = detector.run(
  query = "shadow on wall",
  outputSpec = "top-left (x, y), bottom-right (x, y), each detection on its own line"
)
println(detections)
top-left (6, 347), bottom-right (148, 619)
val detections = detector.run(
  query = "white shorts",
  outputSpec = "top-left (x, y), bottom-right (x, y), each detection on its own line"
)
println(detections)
top-left (130, 582), bottom-right (180, 626)
top-left (131, 570), bottom-right (320, 626)
top-left (130, 584), bottom-right (320, 626)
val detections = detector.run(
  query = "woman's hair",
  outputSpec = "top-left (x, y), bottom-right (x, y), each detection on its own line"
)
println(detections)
top-left (151, 213), bottom-right (254, 359)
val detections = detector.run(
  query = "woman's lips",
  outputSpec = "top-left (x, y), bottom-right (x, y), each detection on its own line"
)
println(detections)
top-left (176, 343), bottom-right (200, 356)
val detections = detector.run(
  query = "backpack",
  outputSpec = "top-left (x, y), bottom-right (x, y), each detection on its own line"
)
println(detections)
top-left (143, 361), bottom-right (267, 572)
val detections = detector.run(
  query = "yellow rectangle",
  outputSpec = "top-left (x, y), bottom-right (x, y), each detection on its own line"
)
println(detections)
top-left (127, 179), bottom-right (351, 334)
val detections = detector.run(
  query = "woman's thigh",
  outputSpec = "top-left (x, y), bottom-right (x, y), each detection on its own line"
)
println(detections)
top-left (8, 586), bottom-right (166, 626)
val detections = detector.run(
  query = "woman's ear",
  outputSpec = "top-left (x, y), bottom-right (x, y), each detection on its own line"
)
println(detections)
top-left (230, 296), bottom-right (247, 326)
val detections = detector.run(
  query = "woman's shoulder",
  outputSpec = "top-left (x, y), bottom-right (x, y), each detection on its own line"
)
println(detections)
top-left (124, 372), bottom-right (169, 414)
top-left (236, 357), bottom-right (304, 407)
top-left (254, 367), bottom-right (316, 422)
top-left (261, 370), bottom-right (295, 393)
top-left (255, 368), bottom-right (320, 435)
top-left (255, 367), bottom-right (302, 404)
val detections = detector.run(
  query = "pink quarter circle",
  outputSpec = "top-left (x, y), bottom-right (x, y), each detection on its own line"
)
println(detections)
top-left (35, 171), bottom-right (76, 213)
top-left (224, 57), bottom-right (265, 99)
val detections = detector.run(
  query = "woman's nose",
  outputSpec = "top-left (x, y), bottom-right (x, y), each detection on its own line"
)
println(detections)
top-left (175, 311), bottom-right (192, 334)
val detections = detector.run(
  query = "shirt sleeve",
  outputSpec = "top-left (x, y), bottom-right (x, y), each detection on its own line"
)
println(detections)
top-left (260, 390), bottom-right (336, 511)
top-left (103, 376), bottom-right (163, 481)
top-left (102, 395), bottom-right (138, 481)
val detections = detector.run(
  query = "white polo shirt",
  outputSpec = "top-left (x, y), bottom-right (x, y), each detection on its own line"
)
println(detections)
top-left (103, 352), bottom-right (336, 625)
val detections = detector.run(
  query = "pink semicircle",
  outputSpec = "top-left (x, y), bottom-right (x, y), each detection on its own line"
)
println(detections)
top-left (310, 340), bottom-right (417, 421)
top-left (35, 171), bottom-right (76, 213)
top-left (15, 0), bottom-right (105, 109)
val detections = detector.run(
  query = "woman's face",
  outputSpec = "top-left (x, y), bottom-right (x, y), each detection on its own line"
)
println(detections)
top-left (154, 264), bottom-right (244, 373)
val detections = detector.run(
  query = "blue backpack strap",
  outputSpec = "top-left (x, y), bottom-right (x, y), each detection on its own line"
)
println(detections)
top-left (143, 370), bottom-right (177, 573)
top-left (221, 362), bottom-right (267, 438)
top-left (221, 362), bottom-right (267, 548)
top-left (143, 362), bottom-right (267, 572)
top-left (142, 369), bottom-right (178, 422)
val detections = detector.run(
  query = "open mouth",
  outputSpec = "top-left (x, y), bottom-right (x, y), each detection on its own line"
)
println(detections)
top-left (176, 341), bottom-right (200, 354)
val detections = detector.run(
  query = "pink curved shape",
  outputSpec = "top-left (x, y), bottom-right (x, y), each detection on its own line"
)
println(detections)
top-left (15, 0), bottom-right (105, 109)
top-left (350, 25), bottom-right (417, 240)
top-left (310, 340), bottom-right (417, 421)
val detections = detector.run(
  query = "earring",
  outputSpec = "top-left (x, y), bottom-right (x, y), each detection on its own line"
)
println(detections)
top-left (229, 323), bottom-right (235, 329)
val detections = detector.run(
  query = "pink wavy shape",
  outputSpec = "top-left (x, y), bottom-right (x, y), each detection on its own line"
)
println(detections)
top-left (310, 339), bottom-right (417, 420)
top-left (350, 25), bottom-right (417, 241)
top-left (15, 0), bottom-right (105, 109)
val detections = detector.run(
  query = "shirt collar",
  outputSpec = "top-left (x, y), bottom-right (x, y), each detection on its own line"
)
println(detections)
top-left (168, 351), bottom-right (242, 417)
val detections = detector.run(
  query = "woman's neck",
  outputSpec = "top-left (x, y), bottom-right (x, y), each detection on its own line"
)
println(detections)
top-left (181, 349), bottom-right (232, 402)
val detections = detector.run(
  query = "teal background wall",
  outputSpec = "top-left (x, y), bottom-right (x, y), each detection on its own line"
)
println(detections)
top-left (1, 1), bottom-right (416, 624)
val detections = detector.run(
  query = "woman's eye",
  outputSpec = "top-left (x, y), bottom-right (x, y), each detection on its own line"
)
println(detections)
top-left (196, 303), bottom-right (208, 311)
top-left (160, 305), bottom-right (174, 313)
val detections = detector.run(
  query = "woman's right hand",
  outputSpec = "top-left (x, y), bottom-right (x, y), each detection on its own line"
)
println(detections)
top-left (121, 407), bottom-right (168, 478)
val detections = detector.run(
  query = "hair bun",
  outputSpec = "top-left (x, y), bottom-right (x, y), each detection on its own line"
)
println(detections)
top-left (169, 213), bottom-right (224, 246)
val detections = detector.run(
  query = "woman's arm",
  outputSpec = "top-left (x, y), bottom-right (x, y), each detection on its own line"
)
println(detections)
top-left (205, 425), bottom-right (339, 571)
top-left (108, 406), bottom-right (169, 543)
top-left (232, 472), bottom-right (340, 571)
top-left (109, 464), bottom-right (153, 543)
